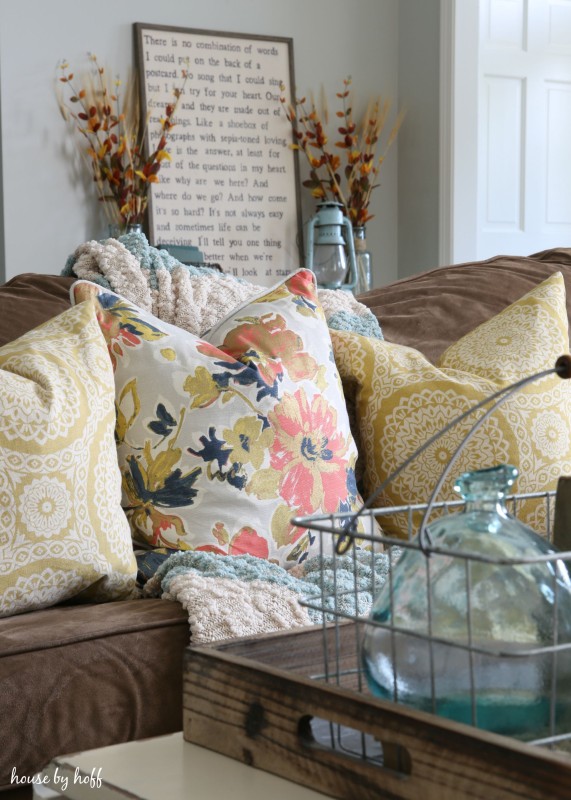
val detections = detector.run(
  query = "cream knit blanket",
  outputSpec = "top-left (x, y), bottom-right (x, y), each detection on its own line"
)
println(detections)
top-left (64, 235), bottom-right (383, 339)
top-left (159, 574), bottom-right (312, 644)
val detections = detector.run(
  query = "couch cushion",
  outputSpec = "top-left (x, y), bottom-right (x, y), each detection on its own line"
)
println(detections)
top-left (358, 247), bottom-right (571, 363)
top-left (72, 270), bottom-right (361, 567)
top-left (333, 272), bottom-right (571, 537)
top-left (0, 273), bottom-right (73, 347)
top-left (0, 597), bottom-right (186, 656)
top-left (0, 598), bottom-right (188, 788)
top-left (0, 300), bottom-right (137, 616)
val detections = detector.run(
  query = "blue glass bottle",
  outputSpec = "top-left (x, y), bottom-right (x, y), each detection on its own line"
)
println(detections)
top-left (362, 464), bottom-right (571, 740)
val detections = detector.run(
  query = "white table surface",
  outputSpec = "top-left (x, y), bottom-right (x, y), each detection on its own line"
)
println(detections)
top-left (34, 732), bottom-right (333, 800)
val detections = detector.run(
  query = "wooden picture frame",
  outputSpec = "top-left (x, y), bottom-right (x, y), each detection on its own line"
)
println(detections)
top-left (134, 23), bottom-right (303, 285)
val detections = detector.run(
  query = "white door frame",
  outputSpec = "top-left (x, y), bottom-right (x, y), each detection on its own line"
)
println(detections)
top-left (439, 0), bottom-right (480, 266)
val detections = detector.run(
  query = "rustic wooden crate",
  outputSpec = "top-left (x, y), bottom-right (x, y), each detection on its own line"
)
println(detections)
top-left (183, 624), bottom-right (571, 800)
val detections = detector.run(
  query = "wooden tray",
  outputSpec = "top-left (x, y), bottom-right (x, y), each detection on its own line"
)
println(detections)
top-left (183, 624), bottom-right (571, 800)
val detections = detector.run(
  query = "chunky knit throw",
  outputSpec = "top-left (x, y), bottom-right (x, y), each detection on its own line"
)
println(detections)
top-left (144, 550), bottom-right (398, 644)
top-left (62, 232), bottom-right (384, 340)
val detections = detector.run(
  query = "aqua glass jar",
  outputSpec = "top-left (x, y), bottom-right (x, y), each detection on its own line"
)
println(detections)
top-left (362, 464), bottom-right (571, 740)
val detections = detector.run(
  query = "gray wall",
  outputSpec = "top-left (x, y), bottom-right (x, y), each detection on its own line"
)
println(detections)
top-left (398, 0), bottom-right (441, 278)
top-left (0, 0), bottom-right (404, 286)
top-left (0, 56), bottom-right (4, 282)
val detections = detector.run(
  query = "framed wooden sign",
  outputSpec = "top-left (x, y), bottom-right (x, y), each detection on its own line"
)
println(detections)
top-left (134, 23), bottom-right (303, 285)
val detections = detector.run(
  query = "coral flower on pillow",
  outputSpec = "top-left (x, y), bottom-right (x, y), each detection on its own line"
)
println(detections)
top-left (219, 312), bottom-right (318, 390)
top-left (197, 523), bottom-right (270, 559)
top-left (268, 389), bottom-right (353, 513)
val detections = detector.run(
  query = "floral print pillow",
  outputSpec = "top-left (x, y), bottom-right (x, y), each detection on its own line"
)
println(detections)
top-left (72, 270), bottom-right (361, 568)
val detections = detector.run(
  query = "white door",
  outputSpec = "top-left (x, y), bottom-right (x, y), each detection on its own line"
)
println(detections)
top-left (443, 0), bottom-right (571, 263)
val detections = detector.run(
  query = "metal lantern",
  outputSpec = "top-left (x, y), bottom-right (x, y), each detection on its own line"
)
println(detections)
top-left (305, 202), bottom-right (357, 290)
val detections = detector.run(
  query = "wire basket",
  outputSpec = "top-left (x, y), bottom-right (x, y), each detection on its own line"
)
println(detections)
top-left (292, 356), bottom-right (571, 763)
top-left (296, 489), bottom-right (571, 755)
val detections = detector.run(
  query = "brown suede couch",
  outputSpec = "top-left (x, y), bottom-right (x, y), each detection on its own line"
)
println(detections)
top-left (2, 247), bottom-right (571, 793)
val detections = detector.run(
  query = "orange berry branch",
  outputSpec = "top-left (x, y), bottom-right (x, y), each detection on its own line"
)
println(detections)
top-left (281, 77), bottom-right (404, 227)
top-left (57, 53), bottom-right (188, 228)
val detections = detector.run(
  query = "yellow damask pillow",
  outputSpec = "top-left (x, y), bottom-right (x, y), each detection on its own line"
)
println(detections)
top-left (0, 300), bottom-right (137, 616)
top-left (332, 272), bottom-right (571, 538)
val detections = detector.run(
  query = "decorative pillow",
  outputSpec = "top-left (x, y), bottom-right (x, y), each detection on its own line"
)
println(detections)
top-left (72, 270), bottom-right (361, 568)
top-left (332, 272), bottom-right (571, 537)
top-left (0, 300), bottom-right (137, 617)
top-left (357, 248), bottom-right (571, 364)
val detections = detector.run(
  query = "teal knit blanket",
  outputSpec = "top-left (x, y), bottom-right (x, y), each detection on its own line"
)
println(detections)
top-left (62, 231), bottom-right (383, 340)
top-left (62, 230), bottom-right (224, 288)
top-left (145, 548), bottom-right (396, 624)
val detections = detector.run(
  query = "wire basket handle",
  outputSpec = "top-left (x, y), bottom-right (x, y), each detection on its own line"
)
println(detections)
top-left (337, 354), bottom-right (571, 556)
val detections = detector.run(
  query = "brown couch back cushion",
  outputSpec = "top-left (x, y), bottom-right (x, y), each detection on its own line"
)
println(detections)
top-left (0, 273), bottom-right (74, 347)
top-left (358, 248), bottom-right (571, 363)
top-left (4, 249), bottom-right (571, 359)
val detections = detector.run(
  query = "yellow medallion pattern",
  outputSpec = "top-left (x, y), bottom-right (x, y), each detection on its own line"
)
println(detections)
top-left (331, 273), bottom-right (571, 538)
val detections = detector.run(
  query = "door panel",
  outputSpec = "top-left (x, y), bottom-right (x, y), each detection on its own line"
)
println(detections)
top-left (449, 0), bottom-right (571, 261)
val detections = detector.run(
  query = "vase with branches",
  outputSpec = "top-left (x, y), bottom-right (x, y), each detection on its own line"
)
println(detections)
top-left (280, 77), bottom-right (404, 291)
top-left (281, 77), bottom-right (404, 227)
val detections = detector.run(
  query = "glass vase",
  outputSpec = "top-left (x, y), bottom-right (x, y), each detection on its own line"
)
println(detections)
top-left (107, 222), bottom-right (144, 239)
top-left (361, 464), bottom-right (571, 741)
top-left (353, 225), bottom-right (372, 294)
